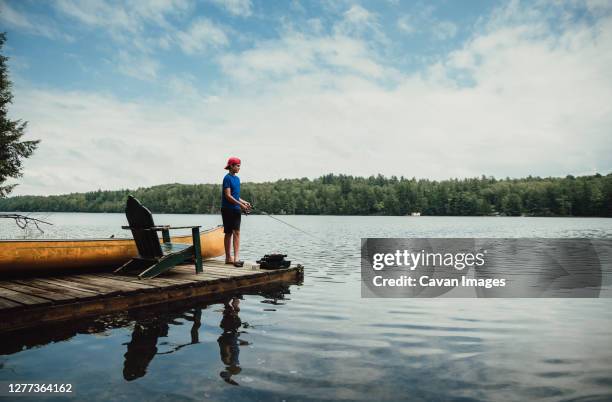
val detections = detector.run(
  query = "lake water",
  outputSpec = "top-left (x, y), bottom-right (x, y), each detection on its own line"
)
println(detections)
top-left (1, 214), bottom-right (612, 401)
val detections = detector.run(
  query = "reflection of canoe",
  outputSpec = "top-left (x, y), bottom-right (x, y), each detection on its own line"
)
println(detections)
top-left (0, 225), bottom-right (225, 277)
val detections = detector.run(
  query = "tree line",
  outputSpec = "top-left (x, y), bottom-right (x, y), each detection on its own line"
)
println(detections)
top-left (0, 173), bottom-right (610, 217)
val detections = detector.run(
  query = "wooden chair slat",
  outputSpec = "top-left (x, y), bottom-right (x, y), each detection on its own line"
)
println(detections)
top-left (114, 196), bottom-right (203, 279)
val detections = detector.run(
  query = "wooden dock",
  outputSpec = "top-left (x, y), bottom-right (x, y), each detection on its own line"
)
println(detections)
top-left (0, 259), bottom-right (303, 333)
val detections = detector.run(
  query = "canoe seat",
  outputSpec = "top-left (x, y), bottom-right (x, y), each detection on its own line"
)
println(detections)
top-left (114, 195), bottom-right (203, 279)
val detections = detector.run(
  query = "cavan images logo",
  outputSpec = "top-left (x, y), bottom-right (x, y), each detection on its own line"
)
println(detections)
top-left (361, 238), bottom-right (610, 298)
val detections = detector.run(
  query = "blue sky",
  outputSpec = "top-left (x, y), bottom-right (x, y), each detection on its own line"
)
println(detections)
top-left (1, 0), bottom-right (611, 195)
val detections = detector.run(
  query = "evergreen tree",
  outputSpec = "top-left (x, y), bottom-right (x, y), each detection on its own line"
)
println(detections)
top-left (0, 32), bottom-right (39, 197)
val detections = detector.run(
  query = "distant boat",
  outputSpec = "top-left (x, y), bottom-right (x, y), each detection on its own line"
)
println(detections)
top-left (0, 225), bottom-right (225, 277)
top-left (410, 212), bottom-right (421, 216)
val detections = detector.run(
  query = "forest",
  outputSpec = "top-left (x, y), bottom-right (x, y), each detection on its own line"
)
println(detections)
top-left (0, 173), bottom-right (610, 217)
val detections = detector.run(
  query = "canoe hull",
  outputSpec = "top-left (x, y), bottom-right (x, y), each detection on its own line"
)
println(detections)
top-left (0, 225), bottom-right (225, 276)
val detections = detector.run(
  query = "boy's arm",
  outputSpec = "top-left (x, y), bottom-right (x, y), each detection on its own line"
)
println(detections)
top-left (223, 188), bottom-right (241, 206)
top-left (224, 188), bottom-right (250, 209)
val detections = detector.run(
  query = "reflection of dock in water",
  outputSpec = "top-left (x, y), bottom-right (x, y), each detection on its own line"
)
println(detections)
top-left (0, 283), bottom-right (293, 383)
top-left (0, 259), bottom-right (303, 333)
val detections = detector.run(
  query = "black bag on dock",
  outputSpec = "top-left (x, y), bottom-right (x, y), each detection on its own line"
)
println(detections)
top-left (257, 254), bottom-right (291, 270)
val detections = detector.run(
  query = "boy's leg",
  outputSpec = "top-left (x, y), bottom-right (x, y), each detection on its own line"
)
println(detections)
top-left (232, 230), bottom-right (240, 262)
top-left (221, 207), bottom-right (234, 263)
top-left (224, 233), bottom-right (233, 263)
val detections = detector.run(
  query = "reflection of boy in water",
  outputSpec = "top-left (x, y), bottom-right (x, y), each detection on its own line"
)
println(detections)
top-left (218, 298), bottom-right (248, 385)
top-left (123, 320), bottom-right (169, 381)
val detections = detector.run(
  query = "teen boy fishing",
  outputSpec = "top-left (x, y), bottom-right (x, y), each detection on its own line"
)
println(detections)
top-left (221, 157), bottom-right (251, 267)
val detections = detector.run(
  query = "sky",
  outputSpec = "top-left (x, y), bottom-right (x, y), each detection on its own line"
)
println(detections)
top-left (1, 0), bottom-right (611, 196)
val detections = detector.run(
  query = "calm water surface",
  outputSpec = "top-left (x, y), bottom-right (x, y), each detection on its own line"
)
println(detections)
top-left (1, 214), bottom-right (611, 401)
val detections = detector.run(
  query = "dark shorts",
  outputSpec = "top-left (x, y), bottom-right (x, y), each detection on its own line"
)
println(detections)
top-left (221, 207), bottom-right (241, 233)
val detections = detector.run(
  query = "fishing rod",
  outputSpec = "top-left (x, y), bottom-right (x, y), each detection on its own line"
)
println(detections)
top-left (245, 193), bottom-right (329, 244)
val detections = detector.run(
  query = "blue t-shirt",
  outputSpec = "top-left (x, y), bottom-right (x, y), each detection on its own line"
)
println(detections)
top-left (221, 173), bottom-right (241, 210)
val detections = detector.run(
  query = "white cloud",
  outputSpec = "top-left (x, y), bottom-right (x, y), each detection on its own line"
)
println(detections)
top-left (397, 15), bottom-right (415, 34)
top-left (290, 0), bottom-right (306, 14)
top-left (127, 0), bottom-right (192, 27)
top-left (8, 88), bottom-right (214, 195)
top-left (343, 4), bottom-right (374, 26)
top-left (219, 32), bottom-right (390, 83)
top-left (175, 18), bottom-right (229, 54)
top-left (208, 0), bottom-right (252, 17)
top-left (50, 0), bottom-right (228, 78)
top-left (396, 4), bottom-right (457, 40)
top-left (0, 1), bottom-right (73, 41)
top-left (307, 18), bottom-right (324, 34)
top-left (54, 0), bottom-right (191, 32)
top-left (52, 0), bottom-right (196, 54)
top-left (54, 0), bottom-right (135, 32)
top-left (433, 21), bottom-right (458, 40)
top-left (115, 51), bottom-right (160, 81)
top-left (166, 74), bottom-right (220, 105)
top-left (334, 5), bottom-right (387, 44)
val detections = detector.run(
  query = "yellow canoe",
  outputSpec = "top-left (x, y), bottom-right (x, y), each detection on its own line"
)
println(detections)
top-left (0, 225), bottom-right (225, 277)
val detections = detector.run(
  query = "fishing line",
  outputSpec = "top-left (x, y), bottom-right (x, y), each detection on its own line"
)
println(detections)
top-left (245, 193), bottom-right (334, 247)
top-left (247, 207), bottom-right (329, 244)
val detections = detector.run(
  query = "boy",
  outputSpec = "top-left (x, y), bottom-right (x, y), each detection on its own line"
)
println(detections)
top-left (221, 157), bottom-right (251, 267)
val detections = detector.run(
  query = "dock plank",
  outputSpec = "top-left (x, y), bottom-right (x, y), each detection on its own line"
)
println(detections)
top-left (156, 266), bottom-right (234, 282)
top-left (204, 259), bottom-right (259, 269)
top-left (69, 274), bottom-right (159, 292)
top-left (184, 264), bottom-right (251, 274)
top-left (201, 261), bottom-right (257, 270)
top-left (33, 277), bottom-right (113, 296)
top-left (0, 286), bottom-right (53, 306)
top-left (198, 266), bottom-right (259, 277)
top-left (12, 278), bottom-right (100, 299)
top-left (154, 271), bottom-right (209, 283)
top-left (202, 264), bottom-right (257, 273)
top-left (95, 273), bottom-right (188, 287)
top-left (203, 266), bottom-right (255, 274)
top-left (0, 297), bottom-right (23, 309)
top-left (55, 276), bottom-right (135, 294)
top-left (179, 270), bottom-right (245, 280)
top-left (163, 272), bottom-right (225, 282)
top-left (0, 281), bottom-right (76, 302)
top-left (96, 265), bottom-right (211, 285)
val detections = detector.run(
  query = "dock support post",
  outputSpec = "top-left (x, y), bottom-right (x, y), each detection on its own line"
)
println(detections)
top-left (192, 227), bottom-right (203, 274)
top-left (162, 228), bottom-right (171, 243)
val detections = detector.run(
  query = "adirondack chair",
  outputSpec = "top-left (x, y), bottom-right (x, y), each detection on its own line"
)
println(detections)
top-left (114, 195), bottom-right (203, 279)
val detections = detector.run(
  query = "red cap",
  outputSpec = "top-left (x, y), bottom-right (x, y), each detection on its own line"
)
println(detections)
top-left (224, 156), bottom-right (241, 169)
